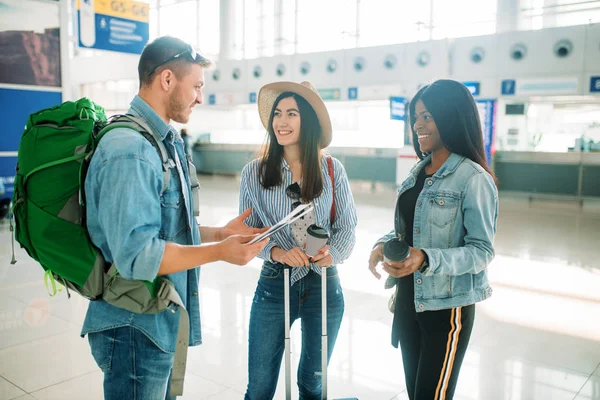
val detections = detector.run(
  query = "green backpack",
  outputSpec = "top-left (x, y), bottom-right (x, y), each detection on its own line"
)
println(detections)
top-left (10, 97), bottom-right (199, 396)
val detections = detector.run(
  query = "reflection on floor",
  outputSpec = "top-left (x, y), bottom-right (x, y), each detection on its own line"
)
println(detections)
top-left (0, 175), bottom-right (599, 400)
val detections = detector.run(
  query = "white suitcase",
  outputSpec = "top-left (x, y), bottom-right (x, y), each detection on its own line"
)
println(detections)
top-left (283, 267), bottom-right (358, 400)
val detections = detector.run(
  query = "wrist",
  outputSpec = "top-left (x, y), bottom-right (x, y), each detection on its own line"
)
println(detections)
top-left (217, 227), bottom-right (226, 242)
top-left (271, 247), bottom-right (283, 263)
top-left (213, 241), bottom-right (224, 261)
top-left (419, 250), bottom-right (429, 273)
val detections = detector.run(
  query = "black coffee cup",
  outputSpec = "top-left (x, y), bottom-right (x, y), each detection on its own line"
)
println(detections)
top-left (305, 225), bottom-right (330, 257)
top-left (383, 238), bottom-right (410, 263)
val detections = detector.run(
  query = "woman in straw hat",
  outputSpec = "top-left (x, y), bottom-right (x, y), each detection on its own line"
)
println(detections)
top-left (239, 81), bottom-right (358, 399)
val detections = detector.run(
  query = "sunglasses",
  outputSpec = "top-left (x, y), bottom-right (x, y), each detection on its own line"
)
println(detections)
top-left (286, 182), bottom-right (304, 218)
top-left (147, 46), bottom-right (200, 77)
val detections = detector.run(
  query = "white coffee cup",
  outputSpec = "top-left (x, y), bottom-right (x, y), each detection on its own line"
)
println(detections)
top-left (305, 224), bottom-right (330, 257)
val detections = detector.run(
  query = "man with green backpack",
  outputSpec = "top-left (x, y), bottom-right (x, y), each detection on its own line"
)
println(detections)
top-left (13, 36), bottom-right (269, 399)
top-left (84, 37), bottom-right (270, 399)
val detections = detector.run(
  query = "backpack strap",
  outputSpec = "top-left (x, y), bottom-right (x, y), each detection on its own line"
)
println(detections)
top-left (327, 156), bottom-right (335, 225)
top-left (103, 264), bottom-right (189, 396)
top-left (104, 115), bottom-right (173, 194)
top-left (105, 115), bottom-right (200, 217)
top-left (185, 155), bottom-right (201, 217)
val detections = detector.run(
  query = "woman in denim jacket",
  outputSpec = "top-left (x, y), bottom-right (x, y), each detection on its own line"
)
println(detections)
top-left (369, 79), bottom-right (498, 400)
top-left (240, 81), bottom-right (358, 399)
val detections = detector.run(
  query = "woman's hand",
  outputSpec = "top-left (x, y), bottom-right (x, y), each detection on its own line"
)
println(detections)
top-left (310, 245), bottom-right (332, 267)
top-left (272, 247), bottom-right (311, 267)
top-left (368, 243), bottom-right (384, 279)
top-left (382, 247), bottom-right (425, 279)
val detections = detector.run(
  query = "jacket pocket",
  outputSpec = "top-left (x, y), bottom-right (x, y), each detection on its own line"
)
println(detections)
top-left (160, 190), bottom-right (181, 209)
top-left (431, 275), bottom-right (452, 299)
top-left (428, 194), bottom-right (459, 228)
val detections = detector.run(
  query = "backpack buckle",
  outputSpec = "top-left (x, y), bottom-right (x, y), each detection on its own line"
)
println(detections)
top-left (156, 279), bottom-right (178, 313)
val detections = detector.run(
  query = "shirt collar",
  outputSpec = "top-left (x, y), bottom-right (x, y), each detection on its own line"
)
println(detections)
top-left (128, 95), bottom-right (174, 141)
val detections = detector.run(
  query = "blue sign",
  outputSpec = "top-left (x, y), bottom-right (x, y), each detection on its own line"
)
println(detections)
top-left (249, 92), bottom-right (257, 104)
top-left (390, 97), bottom-right (407, 121)
top-left (78, 1), bottom-right (149, 54)
top-left (501, 79), bottom-right (516, 95)
top-left (475, 99), bottom-right (496, 166)
top-left (208, 94), bottom-right (216, 105)
top-left (462, 82), bottom-right (480, 96)
top-left (590, 76), bottom-right (600, 93)
top-left (0, 88), bottom-right (62, 199)
top-left (348, 87), bottom-right (358, 100)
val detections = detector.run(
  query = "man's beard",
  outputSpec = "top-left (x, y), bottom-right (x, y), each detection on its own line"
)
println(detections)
top-left (168, 89), bottom-right (190, 124)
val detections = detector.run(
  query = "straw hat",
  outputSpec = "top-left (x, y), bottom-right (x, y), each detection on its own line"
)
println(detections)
top-left (257, 81), bottom-right (332, 148)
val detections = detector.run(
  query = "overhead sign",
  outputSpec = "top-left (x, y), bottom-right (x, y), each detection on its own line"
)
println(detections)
top-left (590, 76), bottom-right (600, 93)
top-left (501, 77), bottom-right (579, 96)
top-left (462, 81), bottom-right (480, 96)
top-left (78, 0), bottom-right (149, 54)
top-left (518, 77), bottom-right (579, 95)
top-left (348, 87), bottom-right (358, 100)
top-left (501, 79), bottom-right (516, 95)
top-left (318, 88), bottom-right (341, 101)
top-left (476, 99), bottom-right (497, 165)
top-left (390, 97), bottom-right (407, 121)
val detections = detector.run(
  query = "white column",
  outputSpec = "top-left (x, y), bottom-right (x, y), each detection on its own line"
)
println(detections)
top-left (274, 0), bottom-right (283, 55)
top-left (542, 0), bottom-right (557, 29)
top-left (496, 0), bottom-right (520, 33)
top-left (60, 0), bottom-right (72, 101)
top-left (219, 0), bottom-right (237, 60)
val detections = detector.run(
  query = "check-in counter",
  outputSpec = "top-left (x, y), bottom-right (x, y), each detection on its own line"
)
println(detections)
top-left (192, 145), bottom-right (600, 199)
top-left (192, 144), bottom-right (399, 184)
top-left (494, 151), bottom-right (600, 199)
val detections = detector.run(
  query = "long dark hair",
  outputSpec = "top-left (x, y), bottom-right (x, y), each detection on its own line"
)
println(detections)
top-left (408, 79), bottom-right (496, 181)
top-left (259, 92), bottom-right (324, 202)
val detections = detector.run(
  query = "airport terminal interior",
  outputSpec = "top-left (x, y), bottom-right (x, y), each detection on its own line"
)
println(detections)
top-left (1, 0), bottom-right (600, 399)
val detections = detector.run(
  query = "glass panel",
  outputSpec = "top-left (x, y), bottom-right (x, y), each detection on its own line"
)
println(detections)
top-left (159, 0), bottom-right (198, 47)
top-left (359, 0), bottom-right (430, 47)
top-left (296, 0), bottom-right (357, 53)
top-left (431, 0), bottom-right (496, 39)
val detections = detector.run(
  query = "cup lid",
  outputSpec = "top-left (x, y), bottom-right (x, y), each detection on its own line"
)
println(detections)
top-left (307, 224), bottom-right (329, 239)
top-left (383, 238), bottom-right (410, 260)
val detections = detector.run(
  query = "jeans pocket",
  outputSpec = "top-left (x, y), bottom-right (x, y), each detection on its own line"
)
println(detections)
top-left (326, 266), bottom-right (339, 279)
top-left (260, 263), bottom-right (282, 279)
top-left (88, 329), bottom-right (116, 372)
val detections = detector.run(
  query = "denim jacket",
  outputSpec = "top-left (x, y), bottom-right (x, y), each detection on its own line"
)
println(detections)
top-left (81, 96), bottom-right (202, 353)
top-left (377, 153), bottom-right (498, 312)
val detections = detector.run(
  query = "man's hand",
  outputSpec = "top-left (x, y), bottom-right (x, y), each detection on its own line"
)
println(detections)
top-left (220, 209), bottom-right (269, 240)
top-left (310, 245), bottom-right (333, 267)
top-left (218, 234), bottom-right (269, 266)
top-left (368, 243), bottom-right (384, 279)
top-left (382, 247), bottom-right (426, 279)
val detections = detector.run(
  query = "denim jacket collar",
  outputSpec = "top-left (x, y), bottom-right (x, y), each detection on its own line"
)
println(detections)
top-left (129, 95), bottom-right (173, 142)
top-left (409, 153), bottom-right (466, 179)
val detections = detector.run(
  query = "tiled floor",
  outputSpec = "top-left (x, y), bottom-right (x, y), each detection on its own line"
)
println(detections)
top-left (1, 175), bottom-right (599, 400)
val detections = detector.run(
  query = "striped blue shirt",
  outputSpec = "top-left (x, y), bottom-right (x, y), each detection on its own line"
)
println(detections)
top-left (239, 154), bottom-right (358, 285)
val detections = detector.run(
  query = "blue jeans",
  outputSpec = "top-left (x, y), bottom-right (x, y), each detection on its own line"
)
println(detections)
top-left (88, 326), bottom-right (176, 400)
top-left (245, 264), bottom-right (345, 400)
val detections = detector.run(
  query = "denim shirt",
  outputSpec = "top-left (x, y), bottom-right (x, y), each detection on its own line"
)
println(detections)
top-left (377, 153), bottom-right (498, 312)
top-left (81, 96), bottom-right (202, 353)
